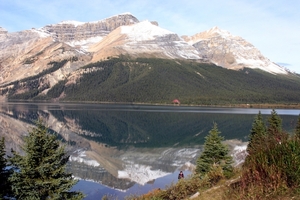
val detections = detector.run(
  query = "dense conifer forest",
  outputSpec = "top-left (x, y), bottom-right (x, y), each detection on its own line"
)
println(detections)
top-left (6, 57), bottom-right (300, 105)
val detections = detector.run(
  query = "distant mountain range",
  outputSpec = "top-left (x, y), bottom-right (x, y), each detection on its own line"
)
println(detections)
top-left (0, 13), bottom-right (299, 104)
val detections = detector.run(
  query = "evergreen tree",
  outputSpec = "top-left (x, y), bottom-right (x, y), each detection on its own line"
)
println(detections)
top-left (9, 119), bottom-right (84, 200)
top-left (196, 123), bottom-right (233, 178)
top-left (0, 137), bottom-right (12, 199)
top-left (267, 109), bottom-right (288, 145)
top-left (241, 111), bottom-right (300, 197)
top-left (267, 109), bottom-right (282, 134)
top-left (247, 111), bottom-right (266, 154)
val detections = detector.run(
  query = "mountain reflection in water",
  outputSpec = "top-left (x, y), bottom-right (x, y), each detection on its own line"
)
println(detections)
top-left (1, 102), bottom-right (300, 199)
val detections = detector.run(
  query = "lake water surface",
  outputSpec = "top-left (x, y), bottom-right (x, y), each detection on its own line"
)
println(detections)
top-left (1, 102), bottom-right (300, 199)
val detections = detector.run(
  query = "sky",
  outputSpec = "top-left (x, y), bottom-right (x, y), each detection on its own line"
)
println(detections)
top-left (0, 0), bottom-right (299, 73)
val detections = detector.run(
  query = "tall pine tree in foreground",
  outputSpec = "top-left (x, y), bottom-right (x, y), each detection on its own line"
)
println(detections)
top-left (9, 119), bottom-right (84, 200)
top-left (267, 109), bottom-right (288, 145)
top-left (267, 109), bottom-right (282, 134)
top-left (196, 123), bottom-right (233, 179)
top-left (0, 137), bottom-right (12, 199)
top-left (247, 111), bottom-right (266, 154)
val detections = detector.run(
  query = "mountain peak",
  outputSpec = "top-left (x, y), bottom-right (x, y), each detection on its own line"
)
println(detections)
top-left (0, 26), bottom-right (8, 34)
top-left (93, 12), bottom-right (137, 24)
top-left (42, 13), bottom-right (139, 42)
top-left (209, 26), bottom-right (221, 32)
top-left (205, 26), bottom-right (233, 37)
top-left (57, 20), bottom-right (85, 27)
top-left (90, 19), bottom-right (201, 61)
top-left (183, 27), bottom-right (288, 74)
top-left (182, 26), bottom-right (233, 44)
top-left (52, 12), bottom-right (137, 27)
top-left (0, 11), bottom-right (291, 89)
top-left (120, 20), bottom-right (174, 41)
top-left (114, 12), bottom-right (133, 16)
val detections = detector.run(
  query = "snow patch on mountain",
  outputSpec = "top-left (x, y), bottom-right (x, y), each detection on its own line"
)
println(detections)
top-left (66, 36), bottom-right (103, 50)
top-left (30, 28), bottom-right (51, 38)
top-left (118, 21), bottom-right (202, 60)
top-left (167, 41), bottom-right (202, 59)
top-left (121, 20), bottom-right (174, 41)
top-left (236, 57), bottom-right (288, 74)
top-left (184, 26), bottom-right (289, 74)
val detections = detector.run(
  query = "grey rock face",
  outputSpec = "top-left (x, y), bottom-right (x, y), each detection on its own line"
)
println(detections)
top-left (93, 21), bottom-right (203, 60)
top-left (0, 27), bottom-right (8, 34)
top-left (0, 13), bottom-right (289, 97)
top-left (183, 27), bottom-right (287, 74)
top-left (43, 13), bottom-right (139, 42)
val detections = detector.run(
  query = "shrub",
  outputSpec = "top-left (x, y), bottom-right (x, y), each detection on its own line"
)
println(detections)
top-left (158, 175), bottom-right (203, 200)
top-left (229, 111), bottom-right (300, 199)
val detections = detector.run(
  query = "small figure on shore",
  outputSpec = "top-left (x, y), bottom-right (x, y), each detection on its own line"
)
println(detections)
top-left (178, 171), bottom-right (184, 179)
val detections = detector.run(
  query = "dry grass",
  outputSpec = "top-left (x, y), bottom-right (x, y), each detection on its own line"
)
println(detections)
top-left (193, 185), bottom-right (227, 200)
top-left (129, 167), bottom-right (300, 200)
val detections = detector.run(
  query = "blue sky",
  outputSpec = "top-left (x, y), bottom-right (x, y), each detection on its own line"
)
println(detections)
top-left (1, 0), bottom-right (299, 73)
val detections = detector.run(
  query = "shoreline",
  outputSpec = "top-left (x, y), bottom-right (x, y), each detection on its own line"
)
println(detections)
top-left (2, 100), bottom-right (300, 109)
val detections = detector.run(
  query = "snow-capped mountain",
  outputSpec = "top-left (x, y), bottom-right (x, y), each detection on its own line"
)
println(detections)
top-left (182, 26), bottom-right (287, 74)
top-left (41, 12), bottom-right (139, 42)
top-left (90, 20), bottom-right (202, 62)
top-left (0, 12), bottom-right (295, 103)
top-left (0, 13), bottom-right (140, 85)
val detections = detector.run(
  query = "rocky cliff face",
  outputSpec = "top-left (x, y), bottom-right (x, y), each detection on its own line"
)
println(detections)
top-left (90, 20), bottom-right (203, 62)
top-left (0, 13), bottom-right (291, 101)
top-left (0, 26), bottom-right (7, 35)
top-left (182, 27), bottom-right (287, 74)
top-left (42, 13), bottom-right (139, 42)
top-left (0, 13), bottom-right (140, 88)
top-left (0, 30), bottom-right (91, 86)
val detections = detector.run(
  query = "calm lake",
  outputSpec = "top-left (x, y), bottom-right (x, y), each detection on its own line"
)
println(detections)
top-left (1, 102), bottom-right (300, 199)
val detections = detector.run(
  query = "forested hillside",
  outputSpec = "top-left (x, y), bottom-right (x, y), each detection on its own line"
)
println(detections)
top-left (7, 57), bottom-right (300, 105)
